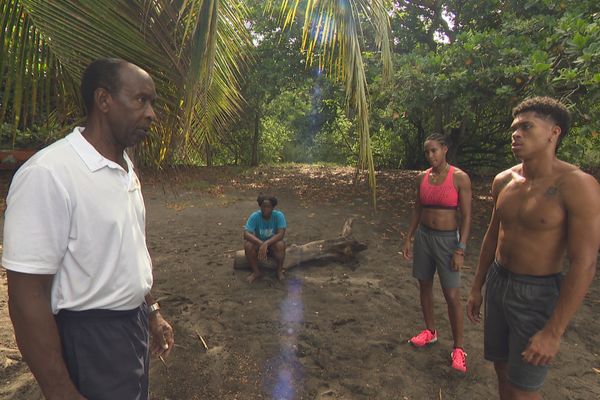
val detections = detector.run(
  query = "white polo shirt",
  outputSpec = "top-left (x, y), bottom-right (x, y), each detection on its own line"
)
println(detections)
top-left (2, 127), bottom-right (153, 313)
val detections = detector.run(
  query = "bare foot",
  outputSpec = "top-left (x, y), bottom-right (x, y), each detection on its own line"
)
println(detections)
top-left (277, 270), bottom-right (285, 281)
top-left (247, 272), bottom-right (262, 283)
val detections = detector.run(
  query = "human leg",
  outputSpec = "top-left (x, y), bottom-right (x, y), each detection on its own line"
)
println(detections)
top-left (484, 263), bottom-right (511, 389)
top-left (411, 226), bottom-right (438, 345)
top-left (495, 362), bottom-right (543, 400)
top-left (442, 286), bottom-right (466, 372)
top-left (494, 361), bottom-right (511, 400)
top-left (441, 286), bottom-right (463, 348)
top-left (429, 225), bottom-right (463, 346)
top-left (430, 227), bottom-right (465, 370)
top-left (244, 240), bottom-right (262, 283)
top-left (409, 279), bottom-right (438, 347)
top-left (419, 279), bottom-right (436, 333)
top-left (510, 387), bottom-right (542, 399)
top-left (271, 240), bottom-right (286, 281)
top-left (501, 266), bottom-right (561, 395)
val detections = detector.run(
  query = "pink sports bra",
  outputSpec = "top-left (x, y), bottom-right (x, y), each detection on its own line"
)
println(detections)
top-left (419, 165), bottom-right (459, 209)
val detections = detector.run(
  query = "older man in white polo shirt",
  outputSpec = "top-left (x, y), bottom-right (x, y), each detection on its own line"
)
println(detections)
top-left (3, 58), bottom-right (174, 400)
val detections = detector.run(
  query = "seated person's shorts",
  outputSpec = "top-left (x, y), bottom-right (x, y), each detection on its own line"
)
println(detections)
top-left (484, 261), bottom-right (562, 391)
top-left (246, 239), bottom-right (285, 257)
top-left (412, 224), bottom-right (460, 288)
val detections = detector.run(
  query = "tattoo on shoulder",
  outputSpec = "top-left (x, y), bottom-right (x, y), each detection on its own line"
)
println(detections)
top-left (544, 186), bottom-right (559, 197)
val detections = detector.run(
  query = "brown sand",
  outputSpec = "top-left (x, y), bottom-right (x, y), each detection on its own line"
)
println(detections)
top-left (0, 165), bottom-right (599, 399)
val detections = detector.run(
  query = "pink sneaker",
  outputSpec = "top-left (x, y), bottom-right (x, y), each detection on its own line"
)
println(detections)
top-left (409, 329), bottom-right (437, 347)
top-left (451, 347), bottom-right (467, 373)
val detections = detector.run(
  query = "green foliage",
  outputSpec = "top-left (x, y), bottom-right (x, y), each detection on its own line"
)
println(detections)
top-left (2, 0), bottom-right (253, 168)
top-left (312, 100), bottom-right (356, 165)
top-left (559, 126), bottom-right (600, 168)
top-left (367, 0), bottom-right (600, 170)
top-left (0, 0), bottom-right (76, 129)
top-left (0, 122), bottom-right (64, 149)
top-left (3, 0), bottom-right (600, 176)
top-left (213, 0), bottom-right (599, 172)
top-left (260, 117), bottom-right (294, 164)
top-left (370, 126), bottom-right (406, 169)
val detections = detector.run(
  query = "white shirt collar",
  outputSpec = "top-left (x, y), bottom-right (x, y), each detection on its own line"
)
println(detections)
top-left (66, 126), bottom-right (133, 173)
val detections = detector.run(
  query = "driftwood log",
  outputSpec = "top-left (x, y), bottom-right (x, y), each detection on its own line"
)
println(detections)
top-left (232, 218), bottom-right (367, 270)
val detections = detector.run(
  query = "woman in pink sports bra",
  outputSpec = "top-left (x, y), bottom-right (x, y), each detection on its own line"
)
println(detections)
top-left (401, 133), bottom-right (472, 373)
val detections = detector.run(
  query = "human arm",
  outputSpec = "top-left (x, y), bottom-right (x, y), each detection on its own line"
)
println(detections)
top-left (402, 173), bottom-right (424, 260)
top-left (243, 211), bottom-right (264, 247)
top-left (264, 228), bottom-right (285, 247)
top-left (466, 172), bottom-right (507, 323)
top-left (257, 229), bottom-right (286, 261)
top-left (243, 230), bottom-right (263, 246)
top-left (4, 166), bottom-right (83, 398)
top-left (259, 212), bottom-right (287, 261)
top-left (243, 229), bottom-right (269, 261)
top-left (522, 172), bottom-right (600, 366)
top-left (144, 293), bottom-right (174, 358)
top-left (452, 170), bottom-right (472, 271)
top-left (7, 271), bottom-right (86, 400)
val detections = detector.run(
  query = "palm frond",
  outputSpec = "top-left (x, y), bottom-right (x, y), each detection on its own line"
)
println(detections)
top-left (265, 0), bottom-right (393, 206)
top-left (0, 0), bottom-right (74, 139)
top-left (176, 0), bottom-right (251, 164)
top-left (5, 0), bottom-right (250, 166)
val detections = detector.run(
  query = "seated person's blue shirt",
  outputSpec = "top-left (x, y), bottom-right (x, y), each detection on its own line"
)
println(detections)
top-left (244, 210), bottom-right (287, 241)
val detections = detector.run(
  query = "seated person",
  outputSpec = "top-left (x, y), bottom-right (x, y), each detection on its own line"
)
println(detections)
top-left (244, 194), bottom-right (287, 283)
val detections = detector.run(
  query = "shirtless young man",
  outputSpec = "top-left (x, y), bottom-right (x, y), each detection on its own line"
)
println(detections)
top-left (466, 97), bottom-right (600, 399)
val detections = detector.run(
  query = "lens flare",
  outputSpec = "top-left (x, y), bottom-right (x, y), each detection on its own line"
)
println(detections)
top-left (269, 278), bottom-right (304, 400)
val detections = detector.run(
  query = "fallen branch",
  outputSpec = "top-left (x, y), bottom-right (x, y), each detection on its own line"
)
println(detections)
top-left (232, 218), bottom-right (367, 271)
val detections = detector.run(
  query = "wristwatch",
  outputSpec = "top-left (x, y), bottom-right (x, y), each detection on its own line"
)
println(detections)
top-left (149, 302), bottom-right (160, 313)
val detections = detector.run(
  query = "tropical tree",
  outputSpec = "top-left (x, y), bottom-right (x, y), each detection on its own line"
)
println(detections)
top-left (0, 0), bottom-right (77, 146)
top-left (1, 0), bottom-right (252, 167)
top-left (266, 0), bottom-right (393, 204)
top-left (231, 0), bottom-right (309, 166)
top-left (370, 0), bottom-right (600, 171)
top-left (1, 0), bottom-right (393, 205)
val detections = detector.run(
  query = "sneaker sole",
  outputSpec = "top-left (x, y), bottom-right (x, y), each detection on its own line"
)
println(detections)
top-left (408, 338), bottom-right (438, 348)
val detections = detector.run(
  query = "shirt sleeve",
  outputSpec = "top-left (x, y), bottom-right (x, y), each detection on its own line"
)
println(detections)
top-left (276, 211), bottom-right (287, 230)
top-left (2, 165), bottom-right (71, 274)
top-left (244, 212), bottom-right (257, 233)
